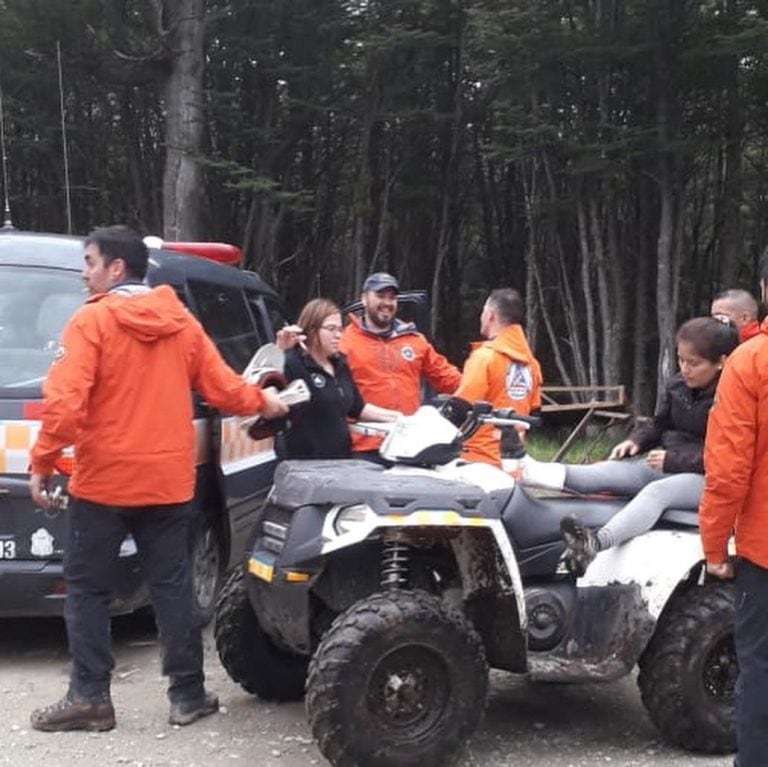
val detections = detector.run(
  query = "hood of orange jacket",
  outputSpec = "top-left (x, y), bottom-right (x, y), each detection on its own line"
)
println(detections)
top-left (94, 284), bottom-right (188, 343)
top-left (472, 324), bottom-right (538, 366)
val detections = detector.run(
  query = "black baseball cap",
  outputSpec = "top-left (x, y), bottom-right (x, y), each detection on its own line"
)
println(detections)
top-left (362, 272), bottom-right (399, 293)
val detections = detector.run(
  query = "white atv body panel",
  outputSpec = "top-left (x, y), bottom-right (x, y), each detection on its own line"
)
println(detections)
top-left (579, 528), bottom-right (705, 619)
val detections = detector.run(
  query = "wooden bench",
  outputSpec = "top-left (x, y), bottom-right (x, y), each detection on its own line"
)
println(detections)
top-left (540, 385), bottom-right (632, 461)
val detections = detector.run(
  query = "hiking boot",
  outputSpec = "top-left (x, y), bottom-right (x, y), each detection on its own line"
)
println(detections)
top-left (168, 691), bottom-right (219, 726)
top-left (30, 693), bottom-right (115, 732)
top-left (560, 516), bottom-right (600, 577)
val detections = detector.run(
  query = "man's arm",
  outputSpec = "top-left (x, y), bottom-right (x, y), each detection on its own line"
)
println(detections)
top-left (191, 325), bottom-right (286, 419)
top-left (455, 347), bottom-right (490, 403)
top-left (422, 341), bottom-right (462, 394)
top-left (699, 360), bottom-right (757, 566)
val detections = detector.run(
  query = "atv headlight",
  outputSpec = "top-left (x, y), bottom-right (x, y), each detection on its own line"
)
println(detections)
top-left (334, 504), bottom-right (370, 535)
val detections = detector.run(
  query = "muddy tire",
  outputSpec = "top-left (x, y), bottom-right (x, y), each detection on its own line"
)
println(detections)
top-left (638, 581), bottom-right (736, 754)
top-left (214, 568), bottom-right (308, 701)
top-left (306, 589), bottom-right (488, 767)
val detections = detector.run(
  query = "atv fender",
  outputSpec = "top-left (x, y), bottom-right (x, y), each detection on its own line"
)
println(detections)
top-left (527, 530), bottom-right (705, 683)
top-left (578, 529), bottom-right (705, 619)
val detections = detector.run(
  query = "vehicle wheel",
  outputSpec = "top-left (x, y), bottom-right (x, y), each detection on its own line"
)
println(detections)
top-left (306, 589), bottom-right (488, 767)
top-left (637, 581), bottom-right (736, 754)
top-left (189, 514), bottom-right (223, 625)
top-left (214, 568), bottom-right (308, 701)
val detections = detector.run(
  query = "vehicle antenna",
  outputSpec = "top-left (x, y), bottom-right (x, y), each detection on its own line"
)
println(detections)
top-left (56, 41), bottom-right (73, 234)
top-left (0, 80), bottom-right (12, 230)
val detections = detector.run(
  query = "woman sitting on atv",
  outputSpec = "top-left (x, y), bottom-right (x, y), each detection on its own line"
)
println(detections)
top-left (275, 298), bottom-right (399, 459)
top-left (517, 316), bottom-right (739, 576)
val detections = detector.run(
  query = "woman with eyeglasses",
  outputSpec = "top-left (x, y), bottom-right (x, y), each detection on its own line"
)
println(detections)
top-left (275, 298), bottom-right (400, 459)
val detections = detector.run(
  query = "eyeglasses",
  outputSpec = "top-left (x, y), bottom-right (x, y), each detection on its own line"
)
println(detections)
top-left (320, 324), bottom-right (343, 335)
top-left (711, 313), bottom-right (735, 327)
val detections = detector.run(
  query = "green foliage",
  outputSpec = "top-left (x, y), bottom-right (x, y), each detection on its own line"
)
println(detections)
top-left (527, 430), bottom-right (618, 465)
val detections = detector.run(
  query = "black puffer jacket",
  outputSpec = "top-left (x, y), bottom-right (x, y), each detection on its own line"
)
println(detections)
top-left (629, 372), bottom-right (717, 474)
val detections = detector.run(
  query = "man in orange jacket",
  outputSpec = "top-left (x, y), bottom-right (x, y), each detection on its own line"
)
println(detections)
top-left (455, 288), bottom-right (543, 467)
top-left (710, 288), bottom-right (761, 343)
top-left (28, 226), bottom-right (287, 733)
top-left (340, 272), bottom-right (461, 456)
top-left (700, 258), bottom-right (768, 767)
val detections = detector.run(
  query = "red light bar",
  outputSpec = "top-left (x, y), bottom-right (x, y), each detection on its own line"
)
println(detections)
top-left (162, 241), bottom-right (243, 265)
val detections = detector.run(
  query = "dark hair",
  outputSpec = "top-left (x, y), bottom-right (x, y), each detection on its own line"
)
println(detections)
top-left (487, 288), bottom-right (524, 325)
top-left (676, 316), bottom-right (739, 362)
top-left (84, 226), bottom-right (149, 281)
top-left (297, 298), bottom-right (341, 349)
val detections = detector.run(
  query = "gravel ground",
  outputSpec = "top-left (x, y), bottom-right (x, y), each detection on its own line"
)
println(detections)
top-left (0, 613), bottom-right (734, 767)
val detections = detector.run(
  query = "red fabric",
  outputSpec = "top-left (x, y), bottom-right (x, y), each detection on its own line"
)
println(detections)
top-left (739, 319), bottom-right (761, 343)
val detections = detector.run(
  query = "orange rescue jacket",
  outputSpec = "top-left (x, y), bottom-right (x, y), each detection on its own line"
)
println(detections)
top-left (455, 324), bottom-right (543, 466)
top-left (739, 319), bottom-right (761, 344)
top-left (30, 285), bottom-right (266, 506)
top-left (340, 315), bottom-right (461, 452)
top-left (700, 322), bottom-right (768, 568)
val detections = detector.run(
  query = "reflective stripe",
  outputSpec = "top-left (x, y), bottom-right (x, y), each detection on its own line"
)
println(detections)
top-left (219, 417), bottom-right (274, 475)
top-left (0, 421), bottom-right (40, 473)
top-left (248, 556), bottom-right (275, 582)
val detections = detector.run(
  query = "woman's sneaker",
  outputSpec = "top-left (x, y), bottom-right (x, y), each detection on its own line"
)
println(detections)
top-left (168, 691), bottom-right (219, 726)
top-left (30, 693), bottom-right (115, 732)
top-left (560, 516), bottom-right (600, 576)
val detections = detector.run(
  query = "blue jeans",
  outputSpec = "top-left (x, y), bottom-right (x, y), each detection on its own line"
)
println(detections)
top-left (64, 497), bottom-right (205, 703)
top-left (733, 558), bottom-right (768, 767)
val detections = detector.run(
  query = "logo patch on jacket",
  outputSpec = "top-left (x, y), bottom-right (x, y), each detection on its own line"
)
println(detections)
top-left (401, 345), bottom-right (415, 361)
top-left (311, 373), bottom-right (326, 388)
top-left (505, 362), bottom-right (533, 401)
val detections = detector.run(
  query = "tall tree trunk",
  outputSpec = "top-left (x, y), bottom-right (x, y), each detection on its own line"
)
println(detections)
top-left (577, 195), bottom-right (598, 386)
top-left (162, 0), bottom-right (206, 240)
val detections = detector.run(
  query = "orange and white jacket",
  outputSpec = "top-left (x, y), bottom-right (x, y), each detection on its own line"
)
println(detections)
top-left (455, 324), bottom-right (543, 466)
top-left (340, 315), bottom-right (461, 452)
top-left (700, 321), bottom-right (768, 568)
top-left (30, 285), bottom-right (266, 507)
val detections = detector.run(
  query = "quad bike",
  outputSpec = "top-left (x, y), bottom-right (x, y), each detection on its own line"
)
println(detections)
top-left (214, 398), bottom-right (736, 767)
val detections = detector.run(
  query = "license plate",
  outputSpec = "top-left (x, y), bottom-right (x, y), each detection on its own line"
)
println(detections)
top-left (0, 537), bottom-right (17, 559)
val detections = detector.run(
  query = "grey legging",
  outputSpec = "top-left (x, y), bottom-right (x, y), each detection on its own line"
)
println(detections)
top-left (564, 461), bottom-right (704, 550)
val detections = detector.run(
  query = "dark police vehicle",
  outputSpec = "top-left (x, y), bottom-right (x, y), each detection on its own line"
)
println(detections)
top-left (0, 230), bottom-right (287, 620)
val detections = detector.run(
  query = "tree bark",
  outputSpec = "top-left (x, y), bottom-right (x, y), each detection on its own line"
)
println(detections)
top-left (162, 0), bottom-right (206, 240)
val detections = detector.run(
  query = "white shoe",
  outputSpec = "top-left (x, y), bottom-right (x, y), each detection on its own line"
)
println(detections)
top-left (518, 455), bottom-right (566, 490)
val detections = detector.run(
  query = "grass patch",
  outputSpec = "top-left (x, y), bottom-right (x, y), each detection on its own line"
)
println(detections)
top-left (527, 429), bottom-right (618, 464)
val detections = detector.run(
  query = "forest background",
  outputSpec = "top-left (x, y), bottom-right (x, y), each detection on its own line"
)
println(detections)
top-left (1, 0), bottom-right (766, 413)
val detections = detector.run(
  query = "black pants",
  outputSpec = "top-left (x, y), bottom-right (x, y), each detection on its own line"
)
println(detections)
top-left (734, 558), bottom-right (768, 767)
top-left (64, 498), bottom-right (204, 703)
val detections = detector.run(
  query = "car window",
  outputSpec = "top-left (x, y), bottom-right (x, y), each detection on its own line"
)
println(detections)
top-left (246, 293), bottom-right (284, 343)
top-left (0, 266), bottom-right (86, 393)
top-left (187, 279), bottom-right (262, 372)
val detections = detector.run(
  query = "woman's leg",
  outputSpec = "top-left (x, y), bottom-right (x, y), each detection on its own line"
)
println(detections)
top-left (562, 473), bottom-right (704, 576)
top-left (564, 460), bottom-right (662, 496)
top-left (596, 473), bottom-right (705, 549)
top-left (521, 454), bottom-right (661, 495)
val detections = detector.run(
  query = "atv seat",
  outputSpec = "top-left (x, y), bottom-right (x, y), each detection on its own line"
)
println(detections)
top-left (502, 485), bottom-right (625, 550)
top-left (502, 485), bottom-right (700, 551)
